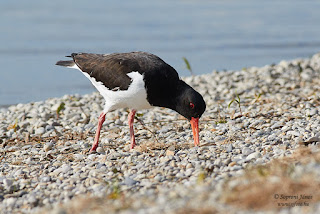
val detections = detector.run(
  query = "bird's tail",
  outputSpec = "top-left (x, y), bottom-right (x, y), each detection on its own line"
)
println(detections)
top-left (55, 60), bottom-right (75, 67)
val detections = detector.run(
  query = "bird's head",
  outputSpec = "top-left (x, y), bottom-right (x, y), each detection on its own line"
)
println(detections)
top-left (174, 85), bottom-right (206, 146)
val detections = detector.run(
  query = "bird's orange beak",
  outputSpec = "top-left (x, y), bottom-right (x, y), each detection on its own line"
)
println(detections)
top-left (190, 117), bottom-right (199, 146)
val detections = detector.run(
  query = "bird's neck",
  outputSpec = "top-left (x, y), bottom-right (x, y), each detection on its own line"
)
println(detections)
top-left (164, 80), bottom-right (192, 111)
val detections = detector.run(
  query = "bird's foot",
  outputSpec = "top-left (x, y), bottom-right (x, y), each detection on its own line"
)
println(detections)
top-left (88, 148), bottom-right (97, 154)
top-left (130, 142), bottom-right (136, 149)
top-left (88, 143), bottom-right (98, 154)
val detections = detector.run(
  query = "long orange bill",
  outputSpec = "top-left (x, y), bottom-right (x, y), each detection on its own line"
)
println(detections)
top-left (190, 117), bottom-right (200, 146)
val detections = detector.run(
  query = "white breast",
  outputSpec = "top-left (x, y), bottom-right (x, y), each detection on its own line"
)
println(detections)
top-left (70, 64), bottom-right (152, 112)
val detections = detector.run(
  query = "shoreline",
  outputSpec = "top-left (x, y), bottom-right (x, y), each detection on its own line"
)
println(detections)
top-left (1, 53), bottom-right (320, 213)
top-left (0, 53), bottom-right (315, 109)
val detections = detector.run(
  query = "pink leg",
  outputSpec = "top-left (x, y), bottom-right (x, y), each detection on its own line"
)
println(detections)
top-left (128, 109), bottom-right (137, 149)
top-left (89, 112), bottom-right (106, 153)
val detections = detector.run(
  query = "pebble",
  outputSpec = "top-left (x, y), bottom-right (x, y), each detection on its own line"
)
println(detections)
top-left (214, 158), bottom-right (222, 166)
top-left (242, 147), bottom-right (254, 156)
top-left (229, 162), bottom-right (237, 167)
top-left (305, 136), bottom-right (320, 143)
top-left (96, 147), bottom-right (105, 154)
top-left (226, 144), bottom-right (233, 152)
top-left (246, 152), bottom-right (261, 160)
top-left (4, 197), bottom-right (16, 207)
top-left (43, 141), bottom-right (54, 152)
top-left (124, 177), bottom-right (138, 186)
top-left (73, 154), bottom-right (85, 161)
top-left (35, 127), bottom-right (45, 135)
top-left (186, 163), bottom-right (193, 169)
top-left (1, 53), bottom-right (320, 213)
top-left (308, 109), bottom-right (318, 116)
top-left (3, 178), bottom-right (13, 191)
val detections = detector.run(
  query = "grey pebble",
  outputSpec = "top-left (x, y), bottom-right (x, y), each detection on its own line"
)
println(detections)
top-left (124, 177), bottom-right (138, 186)
top-left (41, 176), bottom-right (51, 182)
top-left (3, 178), bottom-right (13, 190)
top-left (44, 141), bottom-right (54, 152)
top-left (73, 154), bottom-right (84, 161)
top-left (308, 109), bottom-right (318, 116)
top-left (226, 144), bottom-right (233, 152)
top-left (28, 195), bottom-right (38, 205)
top-left (242, 147), bottom-right (254, 156)
top-left (96, 147), bottom-right (105, 154)
top-left (4, 197), bottom-right (16, 207)
top-left (246, 152), bottom-right (261, 160)
top-left (35, 127), bottom-right (45, 135)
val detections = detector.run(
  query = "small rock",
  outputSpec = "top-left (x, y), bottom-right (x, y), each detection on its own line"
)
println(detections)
top-left (307, 109), bottom-right (318, 117)
top-left (51, 121), bottom-right (62, 126)
top-left (41, 176), bottom-right (51, 182)
top-left (96, 147), bottom-right (105, 154)
top-left (60, 164), bottom-right (71, 173)
top-left (132, 151), bottom-right (141, 156)
top-left (73, 154), bottom-right (84, 161)
top-left (305, 136), bottom-right (320, 143)
top-left (170, 160), bottom-right (177, 167)
top-left (45, 125), bottom-right (55, 131)
top-left (185, 168), bottom-right (194, 177)
top-left (3, 178), bottom-right (13, 190)
top-left (229, 161), bottom-right (237, 167)
top-left (4, 197), bottom-right (16, 207)
top-left (14, 169), bottom-right (24, 177)
top-left (35, 127), bottom-right (45, 135)
top-left (124, 177), bottom-right (138, 186)
top-left (246, 152), bottom-right (261, 160)
top-left (28, 195), bottom-right (38, 205)
top-left (242, 147), bottom-right (254, 156)
top-left (223, 158), bottom-right (231, 166)
top-left (226, 144), bottom-right (233, 152)
top-left (287, 130), bottom-right (300, 137)
top-left (186, 163), bottom-right (193, 169)
top-left (271, 122), bottom-right (283, 129)
top-left (154, 174), bottom-right (163, 182)
top-left (166, 149), bottom-right (175, 156)
top-left (214, 158), bottom-right (221, 166)
top-left (80, 141), bottom-right (90, 148)
top-left (44, 141), bottom-right (54, 152)
top-left (19, 121), bottom-right (30, 129)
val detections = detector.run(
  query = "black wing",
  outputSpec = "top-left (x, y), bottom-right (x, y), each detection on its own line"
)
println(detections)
top-left (70, 52), bottom-right (179, 91)
top-left (71, 52), bottom-right (141, 90)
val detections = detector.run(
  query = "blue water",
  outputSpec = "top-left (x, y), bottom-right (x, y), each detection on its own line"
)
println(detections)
top-left (1, 0), bottom-right (320, 106)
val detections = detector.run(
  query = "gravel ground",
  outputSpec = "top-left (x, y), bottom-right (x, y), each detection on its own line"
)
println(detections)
top-left (1, 53), bottom-right (320, 214)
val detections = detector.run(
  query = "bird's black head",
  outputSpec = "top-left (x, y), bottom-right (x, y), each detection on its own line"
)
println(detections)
top-left (175, 84), bottom-right (206, 121)
top-left (174, 82), bottom-right (206, 146)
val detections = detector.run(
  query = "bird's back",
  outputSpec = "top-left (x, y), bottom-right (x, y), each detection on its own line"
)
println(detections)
top-left (56, 51), bottom-right (179, 92)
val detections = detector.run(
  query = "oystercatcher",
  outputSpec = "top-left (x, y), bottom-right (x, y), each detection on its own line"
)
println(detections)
top-left (56, 52), bottom-right (206, 152)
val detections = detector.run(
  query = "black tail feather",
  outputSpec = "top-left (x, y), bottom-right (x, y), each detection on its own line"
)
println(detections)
top-left (55, 60), bottom-right (75, 67)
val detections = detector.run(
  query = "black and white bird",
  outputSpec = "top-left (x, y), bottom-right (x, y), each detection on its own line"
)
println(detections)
top-left (56, 52), bottom-right (206, 153)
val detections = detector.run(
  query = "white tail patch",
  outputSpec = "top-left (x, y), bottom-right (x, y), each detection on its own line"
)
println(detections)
top-left (69, 64), bottom-right (82, 70)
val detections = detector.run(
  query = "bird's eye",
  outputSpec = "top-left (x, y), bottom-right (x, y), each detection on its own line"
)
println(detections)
top-left (189, 102), bottom-right (195, 109)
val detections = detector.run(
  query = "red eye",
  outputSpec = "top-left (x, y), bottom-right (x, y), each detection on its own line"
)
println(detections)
top-left (189, 102), bottom-right (195, 109)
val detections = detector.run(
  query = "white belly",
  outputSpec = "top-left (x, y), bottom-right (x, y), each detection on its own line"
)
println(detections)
top-left (80, 69), bottom-right (152, 112)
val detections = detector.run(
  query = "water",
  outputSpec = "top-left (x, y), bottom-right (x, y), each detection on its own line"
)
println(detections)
top-left (1, 0), bottom-right (320, 106)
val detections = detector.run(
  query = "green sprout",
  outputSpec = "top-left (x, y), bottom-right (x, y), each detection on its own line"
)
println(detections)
top-left (182, 57), bottom-right (194, 75)
top-left (228, 93), bottom-right (242, 116)
top-left (7, 119), bottom-right (18, 132)
top-left (56, 102), bottom-right (65, 119)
